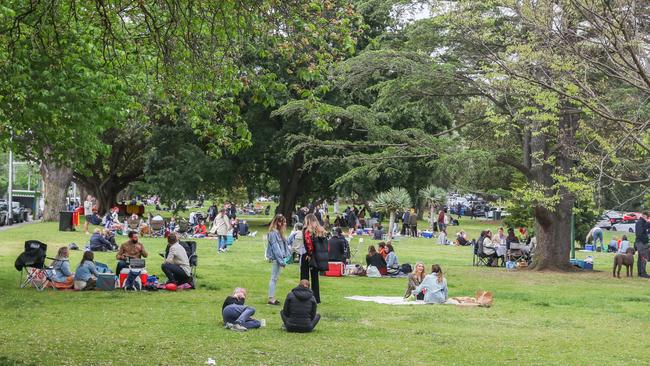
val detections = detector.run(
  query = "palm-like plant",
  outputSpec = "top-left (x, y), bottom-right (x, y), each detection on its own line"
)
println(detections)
top-left (419, 185), bottom-right (447, 230)
top-left (370, 187), bottom-right (412, 240)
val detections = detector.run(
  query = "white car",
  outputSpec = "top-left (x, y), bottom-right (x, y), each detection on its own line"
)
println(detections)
top-left (612, 222), bottom-right (636, 233)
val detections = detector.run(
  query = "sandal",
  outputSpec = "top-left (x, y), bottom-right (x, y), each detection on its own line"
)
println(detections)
top-left (267, 300), bottom-right (280, 305)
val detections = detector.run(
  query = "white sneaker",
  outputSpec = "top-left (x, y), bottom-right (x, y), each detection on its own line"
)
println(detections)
top-left (231, 323), bottom-right (247, 332)
top-left (260, 319), bottom-right (266, 328)
top-left (224, 322), bottom-right (233, 329)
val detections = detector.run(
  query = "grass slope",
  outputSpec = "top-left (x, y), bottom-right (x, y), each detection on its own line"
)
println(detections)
top-left (0, 218), bottom-right (647, 366)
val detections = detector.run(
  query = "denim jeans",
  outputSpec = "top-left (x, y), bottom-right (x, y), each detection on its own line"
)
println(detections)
top-left (222, 304), bottom-right (261, 329)
top-left (268, 260), bottom-right (283, 298)
top-left (217, 235), bottom-right (228, 250)
top-left (592, 229), bottom-right (604, 251)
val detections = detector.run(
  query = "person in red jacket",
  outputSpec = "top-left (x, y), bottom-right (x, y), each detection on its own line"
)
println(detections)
top-left (193, 220), bottom-right (207, 238)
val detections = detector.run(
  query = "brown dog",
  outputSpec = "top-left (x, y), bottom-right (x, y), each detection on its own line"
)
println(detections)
top-left (613, 248), bottom-right (635, 278)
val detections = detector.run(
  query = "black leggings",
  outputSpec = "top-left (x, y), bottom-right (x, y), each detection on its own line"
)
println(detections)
top-left (281, 312), bottom-right (321, 332)
top-left (300, 254), bottom-right (320, 303)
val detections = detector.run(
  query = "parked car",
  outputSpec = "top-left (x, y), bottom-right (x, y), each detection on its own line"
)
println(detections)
top-left (612, 221), bottom-right (636, 233)
top-left (622, 212), bottom-right (642, 222)
top-left (595, 211), bottom-right (623, 230)
top-left (0, 203), bottom-right (7, 226)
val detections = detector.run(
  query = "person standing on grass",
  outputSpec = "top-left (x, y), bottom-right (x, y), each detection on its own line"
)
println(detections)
top-left (281, 280), bottom-right (320, 333)
top-left (211, 208), bottom-right (231, 253)
top-left (222, 288), bottom-right (264, 332)
top-left (83, 195), bottom-right (94, 234)
top-left (635, 212), bottom-right (650, 278)
top-left (266, 214), bottom-right (290, 305)
top-left (302, 213), bottom-right (328, 303)
top-left (409, 209), bottom-right (418, 237)
top-left (437, 209), bottom-right (446, 233)
top-left (585, 225), bottom-right (605, 252)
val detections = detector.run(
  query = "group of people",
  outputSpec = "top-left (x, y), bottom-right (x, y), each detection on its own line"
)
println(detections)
top-left (477, 227), bottom-right (533, 266)
top-left (49, 230), bottom-right (192, 291)
top-left (404, 263), bottom-right (449, 304)
top-left (366, 242), bottom-right (402, 276)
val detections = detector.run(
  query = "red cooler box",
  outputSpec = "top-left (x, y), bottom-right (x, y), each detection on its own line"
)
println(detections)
top-left (325, 262), bottom-right (344, 277)
top-left (119, 269), bottom-right (148, 287)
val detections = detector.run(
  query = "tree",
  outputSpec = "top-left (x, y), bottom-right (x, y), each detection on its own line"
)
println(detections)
top-left (419, 185), bottom-right (447, 230)
top-left (370, 187), bottom-right (412, 240)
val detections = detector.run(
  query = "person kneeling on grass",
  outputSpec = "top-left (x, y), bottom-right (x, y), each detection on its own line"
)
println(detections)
top-left (161, 234), bottom-right (192, 286)
top-left (281, 280), bottom-right (320, 333)
top-left (222, 288), bottom-right (264, 332)
top-left (74, 251), bottom-right (99, 291)
top-left (412, 264), bottom-right (448, 304)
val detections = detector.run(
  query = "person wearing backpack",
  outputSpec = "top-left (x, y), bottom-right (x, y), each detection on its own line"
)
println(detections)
top-left (281, 280), bottom-right (320, 333)
top-left (302, 214), bottom-right (328, 303)
top-left (74, 251), bottom-right (99, 290)
top-left (161, 234), bottom-right (192, 286)
top-left (266, 214), bottom-right (289, 305)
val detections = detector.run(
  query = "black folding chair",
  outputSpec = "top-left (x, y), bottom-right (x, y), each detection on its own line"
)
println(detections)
top-left (15, 240), bottom-right (56, 291)
top-left (472, 239), bottom-right (490, 267)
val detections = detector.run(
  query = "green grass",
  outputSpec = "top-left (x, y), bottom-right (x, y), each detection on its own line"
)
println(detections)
top-left (0, 218), bottom-right (648, 365)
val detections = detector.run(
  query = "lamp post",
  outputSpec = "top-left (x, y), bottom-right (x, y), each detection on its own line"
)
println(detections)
top-left (7, 144), bottom-right (13, 225)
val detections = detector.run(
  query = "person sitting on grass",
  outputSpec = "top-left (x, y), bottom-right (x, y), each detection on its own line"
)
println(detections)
top-left (366, 245), bottom-right (387, 275)
top-left (281, 280), bottom-right (320, 333)
top-left (74, 251), bottom-right (99, 291)
top-left (404, 262), bottom-right (426, 299)
top-left (327, 227), bottom-right (350, 264)
top-left (385, 243), bottom-right (400, 275)
top-left (412, 264), bottom-right (448, 304)
top-left (89, 228), bottom-right (114, 252)
top-left (193, 220), bottom-right (207, 238)
top-left (377, 242), bottom-right (388, 260)
top-left (608, 237), bottom-right (619, 253)
top-left (618, 235), bottom-right (630, 254)
top-left (115, 231), bottom-right (148, 274)
top-left (161, 234), bottom-right (192, 286)
top-left (455, 230), bottom-right (469, 246)
top-left (222, 287), bottom-right (264, 332)
top-left (50, 247), bottom-right (74, 288)
top-left (373, 225), bottom-right (385, 240)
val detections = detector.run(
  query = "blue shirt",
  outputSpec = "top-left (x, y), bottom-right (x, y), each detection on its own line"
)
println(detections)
top-left (74, 260), bottom-right (99, 282)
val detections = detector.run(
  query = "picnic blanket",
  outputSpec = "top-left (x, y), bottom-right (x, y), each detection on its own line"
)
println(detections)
top-left (345, 296), bottom-right (427, 305)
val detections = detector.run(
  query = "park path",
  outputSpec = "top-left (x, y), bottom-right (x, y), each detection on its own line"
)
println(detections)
top-left (0, 220), bottom-right (40, 232)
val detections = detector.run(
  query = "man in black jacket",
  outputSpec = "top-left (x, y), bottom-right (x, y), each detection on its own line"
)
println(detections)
top-left (328, 228), bottom-right (350, 263)
top-left (635, 212), bottom-right (650, 278)
top-left (281, 280), bottom-right (320, 333)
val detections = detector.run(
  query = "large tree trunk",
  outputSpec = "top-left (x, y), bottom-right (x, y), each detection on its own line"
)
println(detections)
top-left (40, 159), bottom-right (73, 222)
top-left (276, 155), bottom-right (305, 219)
top-left (527, 107), bottom-right (579, 271)
top-left (387, 211), bottom-right (396, 240)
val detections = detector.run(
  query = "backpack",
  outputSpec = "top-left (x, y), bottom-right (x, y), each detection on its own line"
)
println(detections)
top-left (401, 263), bottom-right (412, 274)
top-left (123, 270), bottom-right (142, 291)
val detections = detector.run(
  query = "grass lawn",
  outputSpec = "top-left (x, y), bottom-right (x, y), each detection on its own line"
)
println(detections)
top-left (0, 217), bottom-right (648, 365)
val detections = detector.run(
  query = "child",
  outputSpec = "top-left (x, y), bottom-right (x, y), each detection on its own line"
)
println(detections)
top-left (287, 223), bottom-right (304, 262)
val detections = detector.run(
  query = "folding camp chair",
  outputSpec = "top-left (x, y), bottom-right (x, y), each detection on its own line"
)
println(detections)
top-left (508, 242), bottom-right (527, 263)
top-left (149, 219), bottom-right (166, 237)
top-left (472, 239), bottom-right (490, 267)
top-left (176, 241), bottom-right (198, 288)
top-left (15, 240), bottom-right (56, 291)
top-left (177, 220), bottom-right (191, 239)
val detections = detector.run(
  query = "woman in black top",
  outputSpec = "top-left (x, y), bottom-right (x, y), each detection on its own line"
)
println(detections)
top-left (366, 245), bottom-right (387, 275)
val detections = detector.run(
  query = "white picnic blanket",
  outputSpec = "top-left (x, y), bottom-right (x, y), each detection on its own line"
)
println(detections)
top-left (345, 296), bottom-right (426, 305)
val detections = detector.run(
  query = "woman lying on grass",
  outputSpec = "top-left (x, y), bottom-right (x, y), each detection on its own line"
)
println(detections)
top-left (411, 264), bottom-right (448, 304)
